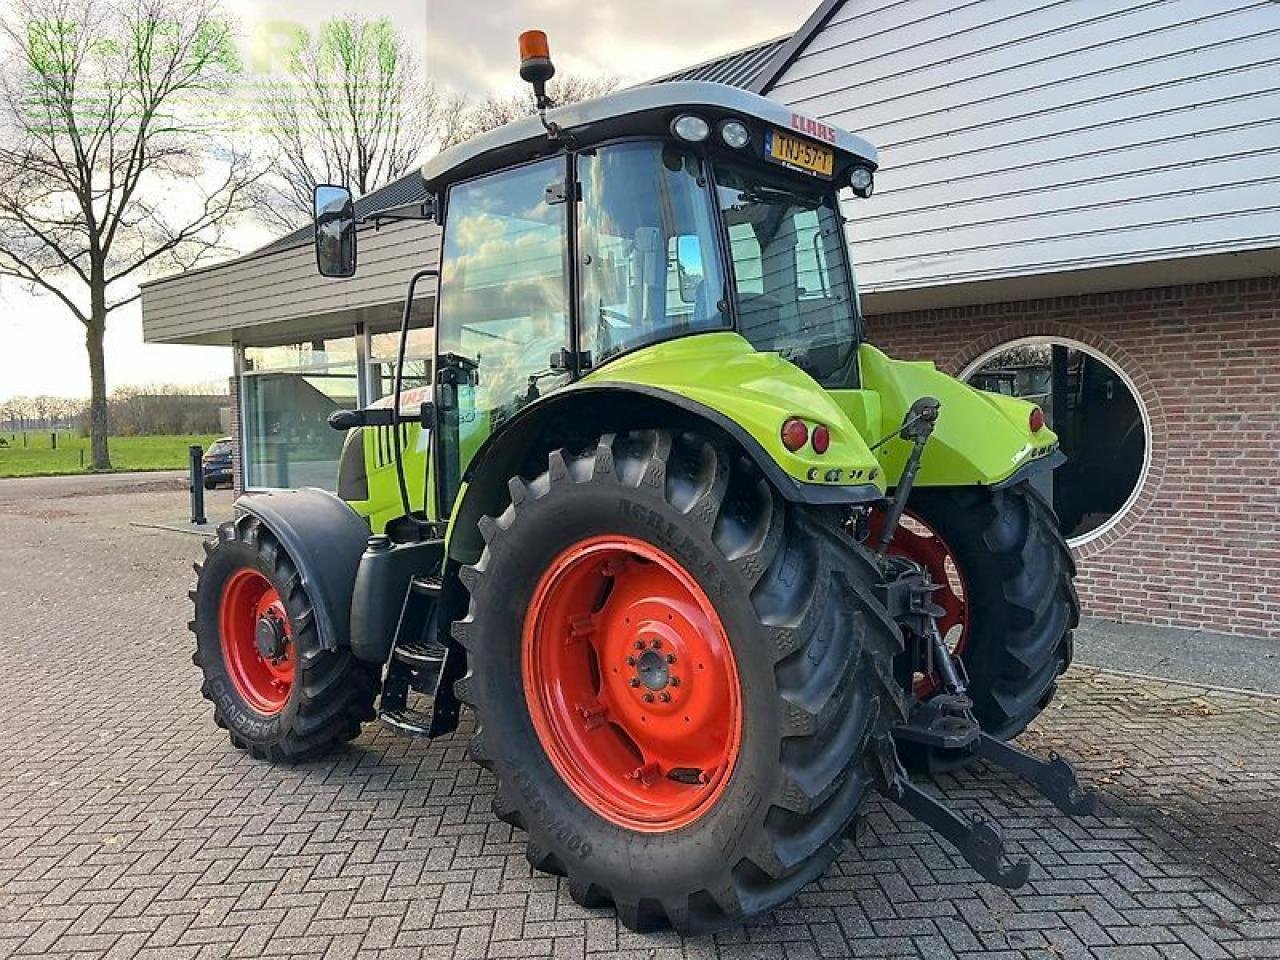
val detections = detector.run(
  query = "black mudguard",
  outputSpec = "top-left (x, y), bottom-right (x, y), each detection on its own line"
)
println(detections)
top-left (235, 489), bottom-right (370, 653)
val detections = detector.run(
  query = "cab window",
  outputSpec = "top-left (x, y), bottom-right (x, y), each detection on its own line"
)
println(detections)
top-left (577, 142), bottom-right (728, 364)
top-left (436, 157), bottom-right (570, 433)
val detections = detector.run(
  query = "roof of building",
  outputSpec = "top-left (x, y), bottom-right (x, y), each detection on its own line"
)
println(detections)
top-left (651, 35), bottom-right (790, 88)
top-left (249, 34), bottom-right (798, 258)
top-left (256, 175), bottom-right (431, 256)
top-left (742, 0), bottom-right (846, 94)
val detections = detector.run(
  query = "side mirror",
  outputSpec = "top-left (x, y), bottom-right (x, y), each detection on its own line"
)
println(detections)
top-left (313, 184), bottom-right (356, 278)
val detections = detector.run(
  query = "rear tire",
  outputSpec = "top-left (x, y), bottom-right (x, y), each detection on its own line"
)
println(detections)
top-left (190, 515), bottom-right (379, 762)
top-left (453, 430), bottom-right (904, 934)
top-left (909, 481), bottom-right (1078, 739)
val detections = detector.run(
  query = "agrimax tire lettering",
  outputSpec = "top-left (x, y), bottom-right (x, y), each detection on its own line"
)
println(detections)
top-left (616, 500), bottom-right (726, 599)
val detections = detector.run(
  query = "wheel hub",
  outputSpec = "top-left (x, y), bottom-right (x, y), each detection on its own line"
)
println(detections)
top-left (522, 536), bottom-right (742, 833)
top-left (634, 646), bottom-right (669, 691)
top-left (254, 614), bottom-right (287, 660)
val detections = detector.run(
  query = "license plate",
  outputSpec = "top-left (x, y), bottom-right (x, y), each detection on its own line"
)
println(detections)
top-left (764, 129), bottom-right (835, 178)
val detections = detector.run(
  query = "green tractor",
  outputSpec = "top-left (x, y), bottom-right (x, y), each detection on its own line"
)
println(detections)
top-left (191, 32), bottom-right (1090, 934)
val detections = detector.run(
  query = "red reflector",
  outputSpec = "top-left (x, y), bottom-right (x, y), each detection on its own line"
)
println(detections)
top-left (1029, 407), bottom-right (1046, 432)
top-left (811, 424), bottom-right (830, 454)
top-left (781, 418), bottom-right (808, 452)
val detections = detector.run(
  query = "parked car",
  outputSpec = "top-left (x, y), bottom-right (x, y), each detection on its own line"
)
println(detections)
top-left (201, 438), bottom-right (233, 489)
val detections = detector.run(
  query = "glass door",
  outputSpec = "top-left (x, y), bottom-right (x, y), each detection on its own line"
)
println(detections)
top-left (433, 156), bottom-right (572, 512)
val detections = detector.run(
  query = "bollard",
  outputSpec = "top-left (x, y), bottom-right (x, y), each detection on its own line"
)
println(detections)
top-left (189, 444), bottom-right (207, 525)
top-left (79, 449), bottom-right (84, 469)
top-left (51, 432), bottom-right (57, 450)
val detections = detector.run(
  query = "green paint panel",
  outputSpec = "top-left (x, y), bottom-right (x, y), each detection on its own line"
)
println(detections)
top-left (344, 335), bottom-right (1062, 529)
top-left (847, 344), bottom-right (1059, 487)
top-left (345, 425), bottom-right (432, 531)
top-left (582, 332), bottom-right (885, 492)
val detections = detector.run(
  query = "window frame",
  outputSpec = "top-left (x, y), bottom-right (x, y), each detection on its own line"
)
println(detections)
top-left (430, 136), bottom-right (866, 386)
top-left (436, 152), bottom-right (575, 374)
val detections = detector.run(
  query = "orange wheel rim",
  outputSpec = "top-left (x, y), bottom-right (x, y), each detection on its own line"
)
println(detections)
top-left (521, 536), bottom-right (743, 832)
top-left (219, 567), bottom-right (295, 715)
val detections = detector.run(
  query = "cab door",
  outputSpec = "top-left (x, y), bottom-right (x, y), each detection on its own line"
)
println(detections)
top-left (433, 156), bottom-right (573, 513)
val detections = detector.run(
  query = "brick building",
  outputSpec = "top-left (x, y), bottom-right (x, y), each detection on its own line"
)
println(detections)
top-left (866, 280), bottom-right (1280, 637)
top-left (140, 0), bottom-right (1280, 638)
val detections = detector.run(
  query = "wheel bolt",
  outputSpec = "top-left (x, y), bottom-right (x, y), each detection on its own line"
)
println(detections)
top-left (629, 678), bottom-right (640, 688)
top-left (643, 693), bottom-right (655, 703)
top-left (666, 653), bottom-right (676, 664)
top-left (634, 640), bottom-right (645, 650)
top-left (659, 692), bottom-right (672, 703)
top-left (651, 638), bottom-right (662, 649)
top-left (626, 656), bottom-right (636, 666)
top-left (670, 676), bottom-right (681, 687)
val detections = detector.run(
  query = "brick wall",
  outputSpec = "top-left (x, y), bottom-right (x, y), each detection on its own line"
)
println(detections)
top-left (865, 277), bottom-right (1280, 639)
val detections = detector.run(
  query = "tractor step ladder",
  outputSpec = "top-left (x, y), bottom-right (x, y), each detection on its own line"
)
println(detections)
top-left (378, 573), bottom-right (457, 737)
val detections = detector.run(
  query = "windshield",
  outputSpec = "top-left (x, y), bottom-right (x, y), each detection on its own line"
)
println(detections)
top-left (714, 160), bottom-right (859, 384)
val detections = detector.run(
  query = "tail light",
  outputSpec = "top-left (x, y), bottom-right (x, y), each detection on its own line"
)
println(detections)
top-left (811, 424), bottom-right (830, 454)
top-left (1029, 407), bottom-right (1046, 432)
top-left (780, 418), bottom-right (809, 452)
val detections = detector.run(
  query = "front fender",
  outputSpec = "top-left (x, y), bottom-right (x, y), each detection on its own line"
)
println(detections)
top-left (849, 344), bottom-right (1061, 487)
top-left (236, 488), bottom-right (370, 652)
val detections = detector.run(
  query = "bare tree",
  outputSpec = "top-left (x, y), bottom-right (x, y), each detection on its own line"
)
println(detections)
top-left (258, 16), bottom-right (465, 229)
top-left (0, 0), bottom-right (261, 469)
top-left (443, 74), bottom-right (620, 148)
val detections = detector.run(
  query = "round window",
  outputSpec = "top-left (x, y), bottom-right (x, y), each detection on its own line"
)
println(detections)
top-left (963, 338), bottom-right (1150, 546)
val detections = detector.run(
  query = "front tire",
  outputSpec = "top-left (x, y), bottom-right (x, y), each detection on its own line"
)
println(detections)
top-left (190, 515), bottom-right (379, 762)
top-left (453, 430), bottom-right (904, 934)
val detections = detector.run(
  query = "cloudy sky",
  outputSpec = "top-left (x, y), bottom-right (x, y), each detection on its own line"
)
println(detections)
top-left (0, 0), bottom-right (814, 402)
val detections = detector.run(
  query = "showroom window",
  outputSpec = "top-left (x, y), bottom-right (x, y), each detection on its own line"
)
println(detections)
top-left (242, 335), bottom-right (360, 489)
top-left (368, 324), bottom-right (433, 402)
top-left (964, 338), bottom-right (1150, 545)
top-left (368, 291), bottom-right (434, 402)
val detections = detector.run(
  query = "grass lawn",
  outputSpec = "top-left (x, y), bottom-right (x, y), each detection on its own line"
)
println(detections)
top-left (0, 431), bottom-right (221, 478)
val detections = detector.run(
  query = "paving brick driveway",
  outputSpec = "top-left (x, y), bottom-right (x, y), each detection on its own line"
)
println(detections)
top-left (1, 481), bottom-right (1278, 959)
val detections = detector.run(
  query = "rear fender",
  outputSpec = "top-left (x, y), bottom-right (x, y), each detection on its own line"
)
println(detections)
top-left (581, 332), bottom-right (885, 492)
top-left (445, 380), bottom-right (883, 567)
top-left (847, 344), bottom-right (1062, 488)
top-left (236, 489), bottom-right (371, 652)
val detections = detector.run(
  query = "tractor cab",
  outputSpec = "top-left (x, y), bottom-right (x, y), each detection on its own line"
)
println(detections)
top-left (314, 38), bottom-right (885, 525)
top-left (419, 75), bottom-right (878, 397)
